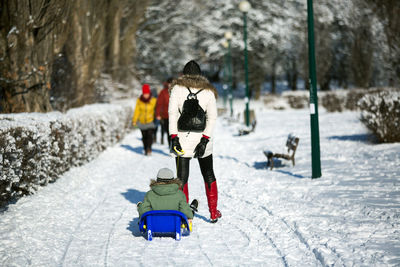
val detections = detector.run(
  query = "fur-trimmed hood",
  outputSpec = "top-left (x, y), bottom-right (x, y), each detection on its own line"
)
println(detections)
top-left (149, 178), bottom-right (182, 196)
top-left (150, 178), bottom-right (182, 188)
top-left (170, 75), bottom-right (218, 98)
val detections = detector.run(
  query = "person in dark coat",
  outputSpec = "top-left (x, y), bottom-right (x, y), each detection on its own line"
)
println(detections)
top-left (156, 77), bottom-right (173, 146)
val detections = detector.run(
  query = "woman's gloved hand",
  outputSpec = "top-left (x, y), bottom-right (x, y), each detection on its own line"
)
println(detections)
top-left (170, 136), bottom-right (184, 156)
top-left (194, 136), bottom-right (209, 158)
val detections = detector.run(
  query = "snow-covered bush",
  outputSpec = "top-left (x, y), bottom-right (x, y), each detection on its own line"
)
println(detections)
top-left (345, 89), bottom-right (369, 110)
top-left (0, 103), bottom-right (134, 206)
top-left (320, 92), bottom-right (346, 112)
top-left (282, 91), bottom-right (309, 109)
top-left (319, 89), bottom-right (373, 112)
top-left (358, 89), bottom-right (400, 143)
top-left (281, 89), bottom-right (387, 112)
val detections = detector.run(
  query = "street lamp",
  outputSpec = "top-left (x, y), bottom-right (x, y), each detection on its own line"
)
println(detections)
top-left (224, 31), bottom-right (233, 117)
top-left (239, 1), bottom-right (251, 127)
top-left (307, 0), bottom-right (322, 178)
top-left (224, 31), bottom-right (233, 41)
top-left (222, 40), bottom-right (229, 109)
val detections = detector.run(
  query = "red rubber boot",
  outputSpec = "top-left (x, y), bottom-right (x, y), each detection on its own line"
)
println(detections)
top-left (182, 183), bottom-right (189, 203)
top-left (205, 181), bottom-right (222, 223)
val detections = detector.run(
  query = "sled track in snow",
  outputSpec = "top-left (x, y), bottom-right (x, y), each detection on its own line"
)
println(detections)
top-left (61, 146), bottom-right (148, 266)
top-left (60, 195), bottom-right (109, 266)
top-left (220, 190), bottom-right (343, 266)
top-left (228, 219), bottom-right (252, 248)
top-left (194, 232), bottom-right (217, 265)
top-left (253, 199), bottom-right (344, 265)
top-left (286, 220), bottom-right (343, 265)
top-left (219, 195), bottom-right (289, 267)
top-left (103, 206), bottom-right (128, 267)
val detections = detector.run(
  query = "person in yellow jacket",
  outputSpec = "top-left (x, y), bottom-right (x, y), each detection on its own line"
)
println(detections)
top-left (132, 84), bottom-right (157, 156)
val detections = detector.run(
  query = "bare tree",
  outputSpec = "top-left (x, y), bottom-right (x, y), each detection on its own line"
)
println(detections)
top-left (366, 0), bottom-right (400, 86)
top-left (0, 0), bottom-right (70, 113)
top-left (350, 14), bottom-right (373, 88)
top-left (1, 0), bottom-right (149, 113)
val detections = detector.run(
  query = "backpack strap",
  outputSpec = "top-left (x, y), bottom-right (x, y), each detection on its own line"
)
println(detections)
top-left (195, 89), bottom-right (204, 95)
top-left (186, 87), bottom-right (204, 99)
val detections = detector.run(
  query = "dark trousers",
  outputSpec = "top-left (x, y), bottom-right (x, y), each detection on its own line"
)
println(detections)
top-left (141, 129), bottom-right (154, 152)
top-left (160, 119), bottom-right (170, 146)
top-left (175, 154), bottom-right (216, 188)
top-left (153, 123), bottom-right (158, 143)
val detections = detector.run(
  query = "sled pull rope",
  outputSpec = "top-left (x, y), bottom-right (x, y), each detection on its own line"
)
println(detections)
top-left (174, 146), bottom-right (185, 156)
top-left (176, 155), bottom-right (181, 176)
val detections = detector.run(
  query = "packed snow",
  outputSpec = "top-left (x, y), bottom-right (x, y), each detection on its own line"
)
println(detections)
top-left (1, 100), bottom-right (399, 266)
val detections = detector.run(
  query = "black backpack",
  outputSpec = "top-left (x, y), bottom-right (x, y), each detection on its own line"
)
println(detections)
top-left (178, 87), bottom-right (206, 132)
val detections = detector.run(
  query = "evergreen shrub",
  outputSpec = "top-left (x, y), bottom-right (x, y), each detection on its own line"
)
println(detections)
top-left (358, 89), bottom-right (400, 143)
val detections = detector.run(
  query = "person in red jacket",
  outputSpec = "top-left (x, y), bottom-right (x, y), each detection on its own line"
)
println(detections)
top-left (156, 77), bottom-right (173, 146)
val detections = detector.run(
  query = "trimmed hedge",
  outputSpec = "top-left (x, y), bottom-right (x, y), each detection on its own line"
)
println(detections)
top-left (280, 88), bottom-right (400, 143)
top-left (320, 92), bottom-right (346, 112)
top-left (281, 88), bottom-right (394, 112)
top-left (358, 89), bottom-right (400, 143)
top-left (0, 103), bottom-right (134, 207)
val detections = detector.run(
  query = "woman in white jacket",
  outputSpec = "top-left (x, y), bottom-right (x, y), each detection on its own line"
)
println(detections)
top-left (168, 60), bottom-right (221, 223)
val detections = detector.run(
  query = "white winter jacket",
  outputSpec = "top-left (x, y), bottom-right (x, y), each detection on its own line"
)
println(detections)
top-left (169, 75), bottom-right (218, 158)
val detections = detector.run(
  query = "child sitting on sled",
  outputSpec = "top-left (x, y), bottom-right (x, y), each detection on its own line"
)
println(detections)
top-left (137, 168), bottom-right (198, 225)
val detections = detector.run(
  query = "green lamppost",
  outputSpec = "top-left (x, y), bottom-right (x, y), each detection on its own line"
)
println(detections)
top-left (307, 0), bottom-right (322, 178)
top-left (239, 1), bottom-right (251, 127)
top-left (224, 31), bottom-right (234, 117)
top-left (222, 40), bottom-right (229, 109)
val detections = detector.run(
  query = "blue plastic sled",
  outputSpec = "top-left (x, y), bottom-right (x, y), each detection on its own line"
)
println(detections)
top-left (139, 210), bottom-right (191, 241)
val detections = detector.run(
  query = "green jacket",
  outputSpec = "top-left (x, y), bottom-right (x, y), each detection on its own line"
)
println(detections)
top-left (138, 179), bottom-right (193, 219)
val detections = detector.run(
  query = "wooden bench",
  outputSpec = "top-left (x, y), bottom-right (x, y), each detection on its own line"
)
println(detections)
top-left (238, 109), bottom-right (257, 136)
top-left (263, 134), bottom-right (300, 170)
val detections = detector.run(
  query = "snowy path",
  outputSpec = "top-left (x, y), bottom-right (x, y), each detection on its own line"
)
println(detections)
top-left (1, 107), bottom-right (399, 266)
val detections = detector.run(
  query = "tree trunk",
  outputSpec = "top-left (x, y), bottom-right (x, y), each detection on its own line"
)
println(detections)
top-left (287, 57), bottom-right (298, 91)
top-left (376, 1), bottom-right (400, 86)
top-left (270, 74), bottom-right (276, 94)
top-left (253, 81), bottom-right (262, 100)
top-left (0, 0), bottom-right (69, 113)
top-left (1, 0), bottom-right (149, 113)
top-left (291, 71), bottom-right (298, 91)
top-left (118, 0), bottom-right (150, 83)
top-left (64, 0), bottom-right (107, 108)
top-left (270, 61), bottom-right (276, 94)
top-left (105, 1), bottom-right (122, 80)
top-left (350, 12), bottom-right (373, 88)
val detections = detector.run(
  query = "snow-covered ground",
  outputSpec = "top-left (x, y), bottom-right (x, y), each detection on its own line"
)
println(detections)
top-left (1, 102), bottom-right (399, 266)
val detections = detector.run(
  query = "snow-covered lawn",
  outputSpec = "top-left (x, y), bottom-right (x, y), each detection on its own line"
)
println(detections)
top-left (1, 105), bottom-right (399, 266)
